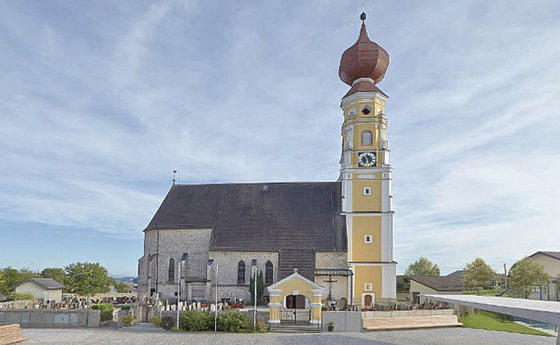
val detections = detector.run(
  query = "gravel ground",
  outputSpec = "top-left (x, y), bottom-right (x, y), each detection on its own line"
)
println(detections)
top-left (21, 327), bottom-right (557, 345)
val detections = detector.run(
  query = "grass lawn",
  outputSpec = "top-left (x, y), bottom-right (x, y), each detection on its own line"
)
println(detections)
top-left (463, 288), bottom-right (500, 296)
top-left (459, 310), bottom-right (553, 337)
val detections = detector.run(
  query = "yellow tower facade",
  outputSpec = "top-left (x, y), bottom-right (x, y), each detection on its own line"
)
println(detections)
top-left (339, 13), bottom-right (396, 306)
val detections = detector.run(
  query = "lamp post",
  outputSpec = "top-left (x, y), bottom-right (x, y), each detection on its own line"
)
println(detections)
top-left (176, 253), bottom-right (187, 330)
top-left (86, 285), bottom-right (92, 328)
top-left (207, 259), bottom-right (218, 332)
top-left (349, 269), bottom-right (354, 311)
top-left (251, 259), bottom-right (257, 328)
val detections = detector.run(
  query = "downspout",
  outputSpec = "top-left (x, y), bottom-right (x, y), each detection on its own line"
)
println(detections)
top-left (156, 230), bottom-right (160, 295)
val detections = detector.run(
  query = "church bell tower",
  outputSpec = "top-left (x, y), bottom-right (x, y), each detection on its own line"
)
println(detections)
top-left (339, 12), bottom-right (396, 305)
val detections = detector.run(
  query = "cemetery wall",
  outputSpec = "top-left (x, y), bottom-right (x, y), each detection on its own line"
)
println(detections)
top-left (0, 309), bottom-right (100, 328)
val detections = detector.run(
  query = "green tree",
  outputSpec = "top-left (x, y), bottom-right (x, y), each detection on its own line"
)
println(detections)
top-left (508, 258), bottom-right (550, 299)
top-left (0, 270), bottom-right (4, 296)
top-left (113, 281), bottom-right (130, 293)
top-left (463, 258), bottom-right (496, 292)
top-left (41, 268), bottom-right (67, 287)
top-left (405, 257), bottom-right (440, 276)
top-left (65, 262), bottom-right (111, 295)
top-left (0, 267), bottom-right (40, 295)
top-left (249, 270), bottom-right (265, 305)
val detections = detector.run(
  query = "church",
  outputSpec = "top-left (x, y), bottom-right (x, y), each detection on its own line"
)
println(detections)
top-left (137, 13), bottom-right (397, 309)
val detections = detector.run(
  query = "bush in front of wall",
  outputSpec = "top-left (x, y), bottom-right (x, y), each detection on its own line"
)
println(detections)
top-left (217, 311), bottom-right (252, 333)
top-left (100, 311), bottom-right (113, 321)
top-left (180, 310), bottom-right (214, 331)
top-left (161, 316), bottom-right (175, 330)
top-left (91, 303), bottom-right (114, 312)
top-left (8, 292), bottom-right (34, 301)
top-left (254, 320), bottom-right (269, 333)
top-left (151, 316), bottom-right (162, 326)
top-left (122, 314), bottom-right (134, 326)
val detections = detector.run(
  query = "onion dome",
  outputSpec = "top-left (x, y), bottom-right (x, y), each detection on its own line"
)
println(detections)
top-left (338, 12), bottom-right (389, 86)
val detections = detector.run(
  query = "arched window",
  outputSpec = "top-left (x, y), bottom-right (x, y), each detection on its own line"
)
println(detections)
top-left (361, 130), bottom-right (373, 146)
top-left (237, 261), bottom-right (246, 285)
top-left (265, 261), bottom-right (273, 284)
top-left (168, 258), bottom-right (175, 282)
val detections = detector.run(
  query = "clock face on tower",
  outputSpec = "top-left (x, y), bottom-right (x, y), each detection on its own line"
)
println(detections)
top-left (358, 152), bottom-right (376, 167)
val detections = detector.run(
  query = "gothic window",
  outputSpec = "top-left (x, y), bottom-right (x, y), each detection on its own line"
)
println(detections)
top-left (265, 261), bottom-right (273, 284)
top-left (237, 261), bottom-right (246, 285)
top-left (361, 130), bottom-right (373, 146)
top-left (168, 258), bottom-right (175, 282)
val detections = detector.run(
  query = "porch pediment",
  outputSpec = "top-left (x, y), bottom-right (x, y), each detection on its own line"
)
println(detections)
top-left (267, 269), bottom-right (325, 294)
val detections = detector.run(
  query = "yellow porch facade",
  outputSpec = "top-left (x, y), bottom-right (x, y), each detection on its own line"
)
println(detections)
top-left (267, 270), bottom-right (324, 324)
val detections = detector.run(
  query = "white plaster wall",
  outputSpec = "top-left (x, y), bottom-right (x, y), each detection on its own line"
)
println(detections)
top-left (315, 252), bottom-right (347, 269)
top-left (15, 283), bottom-right (63, 303)
top-left (315, 275), bottom-right (348, 301)
top-left (530, 254), bottom-right (560, 277)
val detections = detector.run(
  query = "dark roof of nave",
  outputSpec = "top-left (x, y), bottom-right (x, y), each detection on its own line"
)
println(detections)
top-left (145, 182), bottom-right (347, 252)
top-left (14, 278), bottom-right (66, 290)
top-left (409, 270), bottom-right (465, 291)
top-left (528, 251), bottom-right (560, 261)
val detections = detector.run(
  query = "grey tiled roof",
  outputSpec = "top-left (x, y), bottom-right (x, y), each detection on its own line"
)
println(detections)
top-left (410, 270), bottom-right (464, 291)
top-left (529, 251), bottom-right (560, 261)
top-left (145, 182), bottom-right (347, 253)
top-left (15, 278), bottom-right (65, 290)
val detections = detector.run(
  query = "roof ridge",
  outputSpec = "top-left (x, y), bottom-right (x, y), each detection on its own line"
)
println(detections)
top-left (172, 181), bottom-right (338, 187)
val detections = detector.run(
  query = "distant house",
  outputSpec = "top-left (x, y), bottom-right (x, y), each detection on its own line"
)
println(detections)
top-left (13, 278), bottom-right (65, 303)
top-left (526, 251), bottom-right (560, 301)
top-left (409, 270), bottom-right (464, 304)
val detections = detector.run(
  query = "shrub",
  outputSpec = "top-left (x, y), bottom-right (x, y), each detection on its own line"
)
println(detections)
top-left (8, 292), bottom-right (34, 301)
top-left (254, 320), bottom-right (269, 333)
top-left (151, 316), bottom-right (162, 326)
top-left (120, 305), bottom-right (131, 310)
top-left (122, 314), bottom-right (134, 326)
top-left (180, 311), bottom-right (213, 331)
top-left (100, 311), bottom-right (113, 322)
top-left (161, 316), bottom-right (175, 330)
top-left (91, 303), bottom-right (114, 312)
top-left (217, 311), bottom-right (252, 332)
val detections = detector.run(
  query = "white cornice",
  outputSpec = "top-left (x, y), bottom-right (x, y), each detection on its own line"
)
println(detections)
top-left (352, 78), bottom-right (376, 86)
top-left (341, 92), bottom-right (388, 109)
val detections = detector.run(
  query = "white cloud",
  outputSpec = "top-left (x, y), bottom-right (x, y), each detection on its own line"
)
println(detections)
top-left (1, 1), bottom-right (560, 275)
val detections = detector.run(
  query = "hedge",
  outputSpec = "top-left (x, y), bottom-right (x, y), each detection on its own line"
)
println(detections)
top-left (180, 310), bottom-right (214, 331)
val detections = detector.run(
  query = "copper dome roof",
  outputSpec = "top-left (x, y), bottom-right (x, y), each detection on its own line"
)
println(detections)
top-left (338, 21), bottom-right (389, 86)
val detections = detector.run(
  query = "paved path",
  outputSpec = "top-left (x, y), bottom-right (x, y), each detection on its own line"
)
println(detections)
top-left (363, 315), bottom-right (462, 331)
top-left (21, 327), bottom-right (556, 345)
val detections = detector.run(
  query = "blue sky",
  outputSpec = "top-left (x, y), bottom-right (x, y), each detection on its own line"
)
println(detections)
top-left (1, 1), bottom-right (559, 277)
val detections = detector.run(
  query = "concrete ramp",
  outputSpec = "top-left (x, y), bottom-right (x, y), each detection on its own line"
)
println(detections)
top-left (363, 314), bottom-right (462, 331)
top-left (0, 324), bottom-right (26, 345)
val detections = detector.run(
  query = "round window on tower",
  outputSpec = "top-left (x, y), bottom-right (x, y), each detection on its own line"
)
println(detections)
top-left (362, 105), bottom-right (372, 115)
